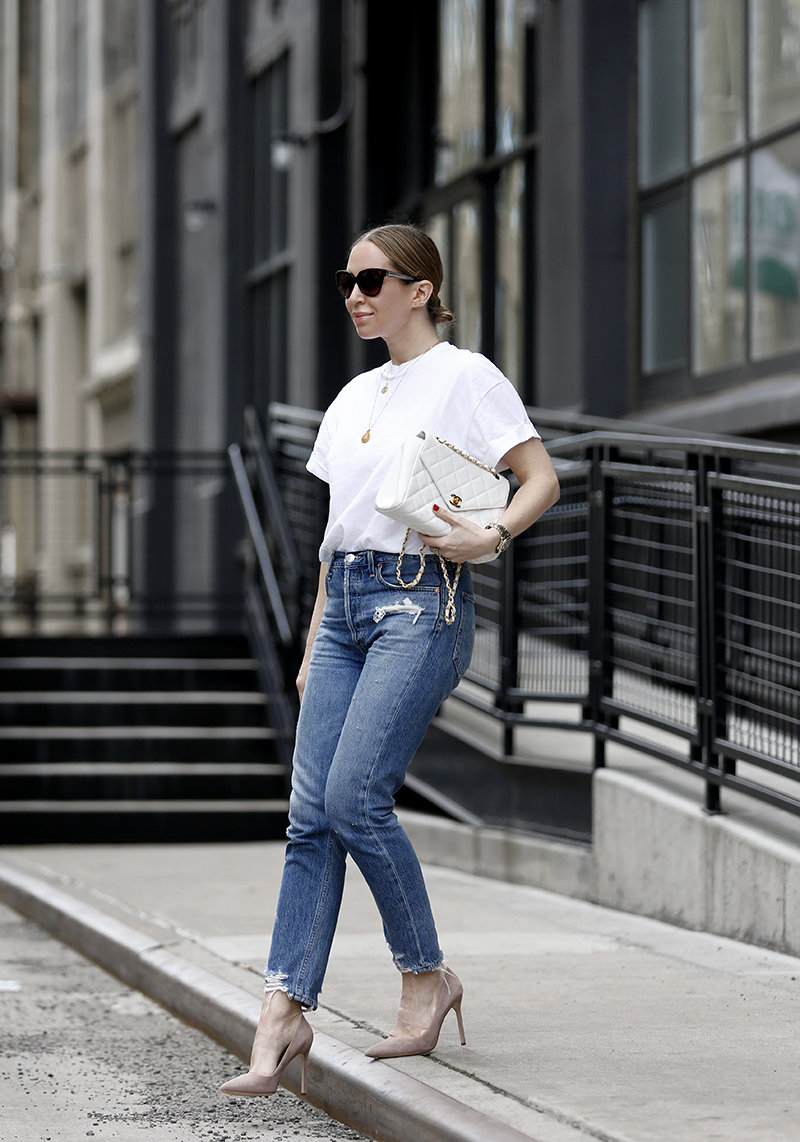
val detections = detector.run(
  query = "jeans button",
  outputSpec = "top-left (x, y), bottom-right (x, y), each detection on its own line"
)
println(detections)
top-left (345, 553), bottom-right (355, 563)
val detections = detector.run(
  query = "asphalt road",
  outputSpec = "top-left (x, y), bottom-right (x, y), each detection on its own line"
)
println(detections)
top-left (0, 902), bottom-right (367, 1142)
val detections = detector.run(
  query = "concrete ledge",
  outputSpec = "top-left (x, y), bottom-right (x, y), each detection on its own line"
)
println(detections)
top-left (594, 769), bottom-right (800, 956)
top-left (0, 860), bottom-right (539, 1142)
top-left (401, 766), bottom-right (800, 959)
top-left (400, 811), bottom-right (595, 900)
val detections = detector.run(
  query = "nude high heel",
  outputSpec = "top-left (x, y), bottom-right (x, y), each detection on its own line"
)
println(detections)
top-left (220, 1015), bottom-right (313, 1096)
top-left (364, 968), bottom-right (466, 1059)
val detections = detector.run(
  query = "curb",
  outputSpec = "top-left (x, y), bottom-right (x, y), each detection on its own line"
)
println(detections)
top-left (0, 859), bottom-right (539, 1142)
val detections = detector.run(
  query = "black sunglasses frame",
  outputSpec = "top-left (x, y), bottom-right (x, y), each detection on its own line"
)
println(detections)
top-left (335, 268), bottom-right (420, 299)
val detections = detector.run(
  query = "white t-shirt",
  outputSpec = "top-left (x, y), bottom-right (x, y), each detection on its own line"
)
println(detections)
top-left (307, 340), bottom-right (539, 562)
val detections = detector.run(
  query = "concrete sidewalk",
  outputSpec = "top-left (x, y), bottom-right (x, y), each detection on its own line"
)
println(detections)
top-left (2, 831), bottom-right (799, 1142)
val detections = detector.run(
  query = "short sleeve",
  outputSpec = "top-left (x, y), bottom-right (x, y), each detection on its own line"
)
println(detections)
top-left (307, 410), bottom-right (333, 483)
top-left (467, 379), bottom-right (539, 471)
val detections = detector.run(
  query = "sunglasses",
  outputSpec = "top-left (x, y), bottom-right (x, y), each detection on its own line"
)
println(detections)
top-left (335, 267), bottom-right (420, 299)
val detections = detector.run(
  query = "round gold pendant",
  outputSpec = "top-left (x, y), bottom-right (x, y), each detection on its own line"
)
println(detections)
top-left (361, 430), bottom-right (371, 443)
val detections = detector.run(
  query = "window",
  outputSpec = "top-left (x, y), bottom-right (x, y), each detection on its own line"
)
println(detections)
top-left (425, 0), bottom-right (537, 398)
top-left (247, 53), bottom-right (290, 416)
top-left (639, 0), bottom-right (800, 403)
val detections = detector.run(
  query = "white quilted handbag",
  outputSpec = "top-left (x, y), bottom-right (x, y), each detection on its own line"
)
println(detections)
top-left (375, 430), bottom-right (509, 566)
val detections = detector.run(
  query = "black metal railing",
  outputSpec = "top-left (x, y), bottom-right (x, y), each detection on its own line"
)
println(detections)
top-left (0, 450), bottom-right (243, 632)
top-left (266, 402), bottom-right (800, 821)
top-left (228, 410), bottom-right (304, 768)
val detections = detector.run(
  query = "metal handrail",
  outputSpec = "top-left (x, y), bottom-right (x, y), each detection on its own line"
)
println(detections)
top-left (243, 407), bottom-right (302, 584)
top-left (228, 443), bottom-right (293, 648)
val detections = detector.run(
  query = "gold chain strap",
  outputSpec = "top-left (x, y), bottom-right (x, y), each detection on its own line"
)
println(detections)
top-left (396, 529), bottom-right (428, 589)
top-left (396, 528), bottom-right (461, 625)
top-left (437, 552), bottom-right (461, 625)
top-left (393, 438), bottom-right (487, 625)
top-left (435, 437), bottom-right (500, 480)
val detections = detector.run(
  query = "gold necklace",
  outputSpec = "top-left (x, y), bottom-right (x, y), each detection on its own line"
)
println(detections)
top-left (361, 344), bottom-right (438, 444)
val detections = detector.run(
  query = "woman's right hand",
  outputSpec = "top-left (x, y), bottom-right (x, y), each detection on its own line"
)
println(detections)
top-left (296, 563), bottom-right (328, 704)
top-left (296, 657), bottom-right (311, 703)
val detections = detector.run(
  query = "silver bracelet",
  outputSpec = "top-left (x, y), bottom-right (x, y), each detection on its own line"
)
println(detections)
top-left (485, 521), bottom-right (512, 554)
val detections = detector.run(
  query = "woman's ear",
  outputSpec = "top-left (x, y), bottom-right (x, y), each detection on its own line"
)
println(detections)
top-left (411, 279), bottom-right (434, 308)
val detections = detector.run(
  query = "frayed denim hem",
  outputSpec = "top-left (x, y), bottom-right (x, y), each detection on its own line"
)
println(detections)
top-left (392, 953), bottom-right (445, 974)
top-left (263, 969), bottom-right (317, 1010)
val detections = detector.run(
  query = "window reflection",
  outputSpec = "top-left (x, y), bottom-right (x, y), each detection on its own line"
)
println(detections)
top-left (642, 197), bottom-right (689, 373)
top-left (437, 0), bottom-right (484, 184)
top-left (692, 0), bottom-right (744, 161)
top-left (253, 55), bottom-right (289, 265)
top-left (453, 201), bottom-right (482, 352)
top-left (496, 162), bottom-right (525, 389)
top-left (751, 135), bottom-right (800, 358)
top-left (692, 161), bottom-right (746, 373)
top-left (496, 0), bottom-right (527, 154)
top-left (639, 0), bottom-right (688, 185)
top-left (751, 0), bottom-right (800, 136)
top-left (425, 213), bottom-right (455, 345)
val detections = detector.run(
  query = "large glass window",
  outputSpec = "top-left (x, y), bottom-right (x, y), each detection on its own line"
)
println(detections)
top-left (639, 0), bottom-right (800, 398)
top-left (692, 160), bottom-right (746, 371)
top-left (436, 0), bottom-right (484, 184)
top-left (427, 0), bottom-right (537, 399)
top-left (247, 54), bottom-right (290, 412)
top-left (751, 0), bottom-right (800, 135)
top-left (751, 134), bottom-right (800, 356)
top-left (496, 0), bottom-right (528, 154)
top-left (639, 0), bottom-right (688, 185)
top-left (642, 196), bottom-right (689, 372)
top-left (692, 0), bottom-right (744, 160)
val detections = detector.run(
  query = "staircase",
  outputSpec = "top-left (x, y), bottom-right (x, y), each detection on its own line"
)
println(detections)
top-left (0, 634), bottom-right (291, 843)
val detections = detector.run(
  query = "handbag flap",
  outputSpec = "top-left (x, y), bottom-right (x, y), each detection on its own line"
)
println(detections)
top-left (419, 436), bottom-right (509, 514)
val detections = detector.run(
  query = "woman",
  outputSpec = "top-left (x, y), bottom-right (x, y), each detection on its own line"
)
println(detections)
top-left (221, 224), bottom-right (559, 1097)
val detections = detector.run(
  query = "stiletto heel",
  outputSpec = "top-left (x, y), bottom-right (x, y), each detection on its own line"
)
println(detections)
top-left (299, 1048), bottom-right (308, 1095)
top-left (220, 1015), bottom-right (313, 1097)
top-left (453, 998), bottom-right (466, 1046)
top-left (365, 968), bottom-right (466, 1059)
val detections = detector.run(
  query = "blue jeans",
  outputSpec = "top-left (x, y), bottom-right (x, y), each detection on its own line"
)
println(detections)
top-left (266, 549), bottom-right (475, 1008)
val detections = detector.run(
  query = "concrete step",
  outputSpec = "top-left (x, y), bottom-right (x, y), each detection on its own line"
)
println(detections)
top-left (0, 760), bottom-right (288, 801)
top-left (0, 691), bottom-right (268, 727)
top-left (0, 799), bottom-right (291, 843)
top-left (0, 724), bottom-right (279, 763)
top-left (0, 658), bottom-right (260, 692)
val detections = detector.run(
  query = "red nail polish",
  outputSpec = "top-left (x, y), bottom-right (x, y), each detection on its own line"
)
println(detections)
top-left (433, 504), bottom-right (440, 511)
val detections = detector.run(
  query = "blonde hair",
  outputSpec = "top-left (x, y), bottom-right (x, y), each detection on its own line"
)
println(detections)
top-left (353, 223), bottom-right (455, 326)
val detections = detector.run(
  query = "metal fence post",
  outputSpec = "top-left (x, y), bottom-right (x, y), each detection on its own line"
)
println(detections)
top-left (588, 440), bottom-right (610, 768)
top-left (499, 539), bottom-right (521, 758)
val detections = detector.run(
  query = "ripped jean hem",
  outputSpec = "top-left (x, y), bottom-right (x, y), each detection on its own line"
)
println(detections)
top-left (263, 970), bottom-right (317, 1010)
top-left (392, 954), bottom-right (445, 974)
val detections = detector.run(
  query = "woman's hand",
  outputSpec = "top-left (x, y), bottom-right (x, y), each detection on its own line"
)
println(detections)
top-left (419, 438), bottom-right (560, 564)
top-left (296, 653), bottom-right (312, 703)
top-left (418, 504), bottom-right (498, 563)
top-left (296, 562), bottom-right (328, 704)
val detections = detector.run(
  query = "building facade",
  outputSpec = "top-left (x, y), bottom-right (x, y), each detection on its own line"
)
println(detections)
top-left (3, 0), bottom-right (800, 468)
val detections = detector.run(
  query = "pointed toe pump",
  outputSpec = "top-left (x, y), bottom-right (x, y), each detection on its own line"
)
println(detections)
top-left (220, 1016), bottom-right (313, 1097)
top-left (365, 968), bottom-right (466, 1060)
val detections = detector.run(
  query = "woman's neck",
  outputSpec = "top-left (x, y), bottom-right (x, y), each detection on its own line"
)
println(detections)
top-left (385, 325), bottom-right (441, 365)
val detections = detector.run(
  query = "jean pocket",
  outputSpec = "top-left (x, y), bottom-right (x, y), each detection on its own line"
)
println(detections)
top-left (452, 591), bottom-right (475, 680)
top-left (375, 560), bottom-right (441, 592)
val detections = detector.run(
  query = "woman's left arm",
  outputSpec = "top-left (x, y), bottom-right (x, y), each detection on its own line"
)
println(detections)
top-left (420, 437), bottom-right (560, 564)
